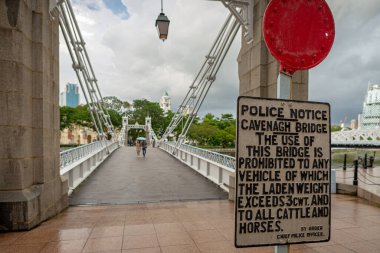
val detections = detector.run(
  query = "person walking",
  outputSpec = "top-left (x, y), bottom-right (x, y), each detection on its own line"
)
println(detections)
top-left (142, 141), bottom-right (147, 157)
top-left (135, 140), bottom-right (141, 156)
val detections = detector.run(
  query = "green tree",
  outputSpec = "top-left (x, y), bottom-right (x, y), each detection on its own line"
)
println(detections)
top-left (102, 96), bottom-right (131, 115)
top-left (129, 99), bottom-right (166, 135)
top-left (187, 113), bottom-right (236, 147)
top-left (60, 105), bottom-right (101, 131)
top-left (202, 113), bottom-right (217, 126)
top-left (60, 106), bottom-right (76, 130)
top-left (107, 109), bottom-right (122, 129)
top-left (331, 125), bottom-right (342, 132)
top-left (72, 105), bottom-right (92, 128)
top-left (103, 96), bottom-right (123, 113)
top-left (188, 121), bottom-right (218, 146)
top-left (60, 100), bottom-right (124, 135)
top-left (210, 129), bottom-right (235, 148)
top-left (217, 113), bottom-right (235, 130)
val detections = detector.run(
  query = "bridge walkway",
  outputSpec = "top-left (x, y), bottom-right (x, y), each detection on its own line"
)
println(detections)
top-left (69, 146), bottom-right (228, 205)
top-left (336, 166), bottom-right (380, 205)
top-left (2, 195), bottom-right (380, 252)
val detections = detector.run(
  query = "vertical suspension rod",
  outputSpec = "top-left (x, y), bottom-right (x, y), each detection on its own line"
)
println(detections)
top-left (56, 0), bottom-right (112, 151)
top-left (161, 14), bottom-right (234, 142)
top-left (175, 17), bottom-right (240, 149)
top-left (65, 0), bottom-right (114, 133)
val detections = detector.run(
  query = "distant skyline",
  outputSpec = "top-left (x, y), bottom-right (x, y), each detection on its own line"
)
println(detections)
top-left (60, 83), bottom-right (80, 107)
top-left (59, 0), bottom-right (380, 125)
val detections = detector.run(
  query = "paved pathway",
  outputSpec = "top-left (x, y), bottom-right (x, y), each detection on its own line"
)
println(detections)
top-left (336, 166), bottom-right (380, 203)
top-left (2, 195), bottom-right (380, 252)
top-left (69, 147), bottom-right (228, 205)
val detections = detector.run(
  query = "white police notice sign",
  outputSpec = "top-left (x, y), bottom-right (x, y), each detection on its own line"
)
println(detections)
top-left (235, 97), bottom-right (331, 248)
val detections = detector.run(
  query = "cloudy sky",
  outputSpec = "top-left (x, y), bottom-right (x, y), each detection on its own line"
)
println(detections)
top-left (60, 0), bottom-right (380, 125)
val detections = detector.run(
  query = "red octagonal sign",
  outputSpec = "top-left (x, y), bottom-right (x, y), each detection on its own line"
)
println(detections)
top-left (263, 0), bottom-right (335, 75)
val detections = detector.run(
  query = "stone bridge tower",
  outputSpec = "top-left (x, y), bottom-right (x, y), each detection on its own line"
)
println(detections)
top-left (0, 0), bottom-right (68, 230)
top-left (238, 0), bottom-right (308, 100)
top-left (229, 0), bottom-right (309, 200)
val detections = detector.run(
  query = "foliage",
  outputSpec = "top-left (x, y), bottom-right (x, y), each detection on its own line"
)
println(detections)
top-left (102, 96), bottom-right (130, 114)
top-left (60, 97), bottom-right (236, 148)
top-left (188, 113), bottom-right (236, 148)
top-left (331, 125), bottom-right (342, 132)
top-left (128, 129), bottom-right (146, 142)
top-left (127, 99), bottom-right (169, 136)
top-left (60, 106), bottom-right (76, 130)
top-left (72, 105), bottom-right (92, 128)
top-left (107, 109), bottom-right (122, 129)
top-left (60, 105), bottom-right (92, 130)
top-left (59, 105), bottom-right (121, 131)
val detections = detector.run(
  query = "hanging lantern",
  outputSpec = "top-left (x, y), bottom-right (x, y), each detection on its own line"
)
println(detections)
top-left (155, 0), bottom-right (170, 41)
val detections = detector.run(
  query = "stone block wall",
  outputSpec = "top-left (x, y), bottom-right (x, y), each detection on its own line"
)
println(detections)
top-left (0, 0), bottom-right (68, 231)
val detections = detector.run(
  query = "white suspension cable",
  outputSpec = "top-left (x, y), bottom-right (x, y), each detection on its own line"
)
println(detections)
top-left (160, 13), bottom-right (241, 153)
top-left (50, 0), bottom-right (115, 151)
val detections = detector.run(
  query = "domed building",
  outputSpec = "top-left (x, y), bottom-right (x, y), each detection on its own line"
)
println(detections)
top-left (159, 91), bottom-right (171, 113)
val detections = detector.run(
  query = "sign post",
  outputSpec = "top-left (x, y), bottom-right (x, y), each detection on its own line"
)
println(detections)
top-left (276, 73), bottom-right (291, 253)
top-left (235, 97), bottom-right (331, 248)
top-left (235, 0), bottom-right (335, 250)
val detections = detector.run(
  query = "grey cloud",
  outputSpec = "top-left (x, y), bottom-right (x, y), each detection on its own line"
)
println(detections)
top-left (310, 0), bottom-right (380, 125)
top-left (60, 0), bottom-right (380, 127)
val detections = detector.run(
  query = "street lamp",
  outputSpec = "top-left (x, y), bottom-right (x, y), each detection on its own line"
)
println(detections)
top-left (155, 0), bottom-right (170, 41)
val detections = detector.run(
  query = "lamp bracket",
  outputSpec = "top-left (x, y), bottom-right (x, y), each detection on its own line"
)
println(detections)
top-left (213, 0), bottom-right (254, 43)
top-left (49, 0), bottom-right (64, 18)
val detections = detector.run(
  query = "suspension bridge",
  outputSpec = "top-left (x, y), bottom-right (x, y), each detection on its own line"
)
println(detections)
top-left (2, 1), bottom-right (380, 252)
top-left (55, 0), bottom-right (380, 150)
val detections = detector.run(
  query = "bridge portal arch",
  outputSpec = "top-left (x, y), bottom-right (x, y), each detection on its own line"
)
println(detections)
top-left (121, 116), bottom-right (156, 146)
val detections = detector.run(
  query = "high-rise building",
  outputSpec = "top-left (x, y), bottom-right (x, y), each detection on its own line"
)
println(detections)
top-left (159, 91), bottom-right (171, 113)
top-left (350, 119), bottom-right (358, 130)
top-left (359, 82), bottom-right (380, 129)
top-left (60, 83), bottom-right (79, 107)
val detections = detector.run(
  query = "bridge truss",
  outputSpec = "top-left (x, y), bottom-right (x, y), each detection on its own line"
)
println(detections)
top-left (332, 128), bottom-right (380, 148)
top-left (119, 117), bottom-right (159, 145)
top-left (161, 1), bottom-right (254, 151)
top-left (50, 0), bottom-right (114, 145)
top-left (161, 14), bottom-right (241, 149)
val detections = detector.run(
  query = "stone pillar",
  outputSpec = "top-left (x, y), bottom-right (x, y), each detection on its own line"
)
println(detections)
top-left (122, 116), bottom-right (128, 145)
top-left (125, 128), bottom-right (129, 146)
top-left (230, 0), bottom-right (309, 201)
top-left (0, 0), bottom-right (68, 231)
top-left (145, 118), bottom-right (151, 145)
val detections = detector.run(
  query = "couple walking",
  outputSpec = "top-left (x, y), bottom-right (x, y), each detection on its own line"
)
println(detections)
top-left (135, 140), bottom-right (147, 157)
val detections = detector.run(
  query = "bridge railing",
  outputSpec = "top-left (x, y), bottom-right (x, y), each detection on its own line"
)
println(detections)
top-left (160, 142), bottom-right (337, 198)
top-left (160, 142), bottom-right (235, 192)
top-left (331, 128), bottom-right (380, 147)
top-left (60, 141), bottom-right (119, 195)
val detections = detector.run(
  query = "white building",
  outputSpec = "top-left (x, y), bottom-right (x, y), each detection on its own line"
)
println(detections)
top-left (359, 82), bottom-right (380, 129)
top-left (350, 119), bottom-right (358, 130)
top-left (184, 105), bottom-right (194, 116)
top-left (159, 91), bottom-right (171, 113)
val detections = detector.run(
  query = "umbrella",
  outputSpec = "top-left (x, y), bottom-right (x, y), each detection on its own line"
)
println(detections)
top-left (136, 137), bottom-right (146, 141)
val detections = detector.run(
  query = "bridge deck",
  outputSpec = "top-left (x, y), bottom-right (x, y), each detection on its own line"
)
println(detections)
top-left (336, 166), bottom-right (380, 204)
top-left (69, 146), bottom-right (228, 205)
